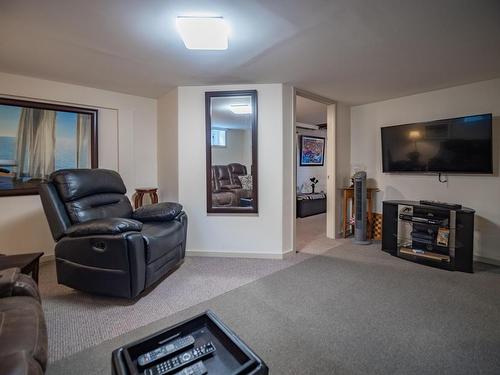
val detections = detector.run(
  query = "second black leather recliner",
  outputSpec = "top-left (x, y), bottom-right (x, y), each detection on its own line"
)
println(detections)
top-left (39, 169), bottom-right (188, 299)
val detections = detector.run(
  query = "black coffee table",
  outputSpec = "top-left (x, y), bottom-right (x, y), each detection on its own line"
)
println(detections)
top-left (0, 252), bottom-right (44, 284)
top-left (112, 310), bottom-right (268, 375)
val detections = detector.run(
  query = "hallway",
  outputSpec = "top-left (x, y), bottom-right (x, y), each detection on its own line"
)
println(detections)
top-left (296, 213), bottom-right (343, 254)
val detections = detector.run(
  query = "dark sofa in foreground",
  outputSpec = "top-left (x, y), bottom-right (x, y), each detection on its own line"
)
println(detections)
top-left (0, 268), bottom-right (48, 375)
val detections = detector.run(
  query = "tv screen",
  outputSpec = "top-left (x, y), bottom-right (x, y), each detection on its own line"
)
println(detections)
top-left (381, 114), bottom-right (492, 173)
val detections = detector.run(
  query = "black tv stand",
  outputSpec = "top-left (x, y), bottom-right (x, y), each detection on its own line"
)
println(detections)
top-left (419, 200), bottom-right (462, 210)
top-left (382, 200), bottom-right (475, 272)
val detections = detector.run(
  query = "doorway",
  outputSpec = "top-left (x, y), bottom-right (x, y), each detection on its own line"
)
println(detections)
top-left (294, 91), bottom-right (340, 254)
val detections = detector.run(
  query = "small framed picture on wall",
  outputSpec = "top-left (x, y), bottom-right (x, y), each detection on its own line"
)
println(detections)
top-left (300, 135), bottom-right (325, 166)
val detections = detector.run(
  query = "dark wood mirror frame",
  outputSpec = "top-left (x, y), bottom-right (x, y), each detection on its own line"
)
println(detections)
top-left (0, 97), bottom-right (98, 197)
top-left (205, 90), bottom-right (258, 214)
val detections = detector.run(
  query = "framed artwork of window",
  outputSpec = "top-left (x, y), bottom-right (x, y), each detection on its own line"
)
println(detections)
top-left (0, 97), bottom-right (98, 197)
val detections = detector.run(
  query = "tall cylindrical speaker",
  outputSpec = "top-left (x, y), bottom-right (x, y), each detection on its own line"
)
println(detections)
top-left (353, 171), bottom-right (371, 245)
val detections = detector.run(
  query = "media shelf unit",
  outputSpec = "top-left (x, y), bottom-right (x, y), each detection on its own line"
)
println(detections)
top-left (382, 200), bottom-right (475, 272)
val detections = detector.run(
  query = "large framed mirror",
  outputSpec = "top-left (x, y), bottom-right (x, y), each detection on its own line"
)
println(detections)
top-left (205, 90), bottom-right (258, 213)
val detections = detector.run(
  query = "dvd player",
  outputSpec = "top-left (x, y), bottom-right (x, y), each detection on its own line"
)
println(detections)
top-left (399, 213), bottom-right (442, 225)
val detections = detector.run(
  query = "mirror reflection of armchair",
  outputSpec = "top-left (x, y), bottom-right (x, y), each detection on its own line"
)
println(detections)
top-left (211, 166), bottom-right (238, 207)
top-left (228, 163), bottom-right (252, 200)
top-left (211, 163), bottom-right (252, 207)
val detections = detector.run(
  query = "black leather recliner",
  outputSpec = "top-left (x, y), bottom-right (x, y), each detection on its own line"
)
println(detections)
top-left (39, 169), bottom-right (188, 299)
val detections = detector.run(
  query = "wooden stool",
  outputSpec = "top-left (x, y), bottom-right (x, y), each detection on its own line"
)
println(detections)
top-left (134, 187), bottom-right (158, 209)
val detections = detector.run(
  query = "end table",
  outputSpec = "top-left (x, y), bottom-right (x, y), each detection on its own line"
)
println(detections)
top-left (0, 252), bottom-right (44, 284)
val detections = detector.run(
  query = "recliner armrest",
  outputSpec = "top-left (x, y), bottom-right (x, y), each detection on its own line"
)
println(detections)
top-left (65, 218), bottom-right (143, 237)
top-left (132, 202), bottom-right (183, 222)
top-left (0, 268), bottom-right (41, 301)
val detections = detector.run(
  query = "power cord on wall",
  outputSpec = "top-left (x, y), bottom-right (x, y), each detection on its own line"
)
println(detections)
top-left (438, 172), bottom-right (448, 183)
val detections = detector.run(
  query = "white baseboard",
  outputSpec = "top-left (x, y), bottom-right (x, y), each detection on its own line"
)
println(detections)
top-left (474, 255), bottom-right (500, 266)
top-left (186, 250), bottom-right (288, 260)
top-left (37, 250), bottom-right (500, 266)
top-left (42, 251), bottom-right (290, 261)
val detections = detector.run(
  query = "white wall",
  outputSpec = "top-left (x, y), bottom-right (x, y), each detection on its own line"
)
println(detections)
top-left (212, 128), bottom-right (252, 169)
top-left (335, 103), bottom-right (352, 236)
top-left (351, 78), bottom-right (500, 263)
top-left (282, 84), bottom-right (295, 254)
top-left (296, 127), bottom-right (327, 193)
top-left (157, 88), bottom-right (178, 202)
top-left (178, 84), bottom-right (288, 257)
top-left (0, 72), bottom-right (157, 256)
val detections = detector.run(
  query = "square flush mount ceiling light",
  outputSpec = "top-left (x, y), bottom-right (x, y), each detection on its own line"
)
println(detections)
top-left (230, 104), bottom-right (252, 114)
top-left (176, 16), bottom-right (228, 50)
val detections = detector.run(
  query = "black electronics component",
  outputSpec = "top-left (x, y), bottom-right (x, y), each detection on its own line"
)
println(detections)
top-left (138, 335), bottom-right (195, 366)
top-left (411, 237), bottom-right (434, 246)
top-left (144, 342), bottom-right (216, 375)
top-left (399, 213), bottom-right (413, 221)
top-left (410, 231), bottom-right (434, 241)
top-left (398, 213), bottom-right (443, 225)
top-left (381, 114), bottom-right (492, 173)
top-left (419, 200), bottom-right (462, 210)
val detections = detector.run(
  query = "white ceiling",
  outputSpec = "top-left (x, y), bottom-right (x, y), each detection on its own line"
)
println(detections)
top-left (1, 0), bottom-right (499, 104)
top-left (211, 96), bottom-right (252, 129)
top-left (296, 96), bottom-right (327, 125)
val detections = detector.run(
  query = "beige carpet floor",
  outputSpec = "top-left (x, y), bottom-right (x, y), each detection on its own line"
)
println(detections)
top-left (47, 242), bottom-right (500, 375)
top-left (39, 252), bottom-right (312, 362)
top-left (296, 213), bottom-right (344, 254)
top-left (40, 213), bottom-right (341, 362)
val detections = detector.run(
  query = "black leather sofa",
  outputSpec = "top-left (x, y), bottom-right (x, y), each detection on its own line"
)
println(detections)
top-left (0, 268), bottom-right (48, 375)
top-left (39, 169), bottom-right (187, 299)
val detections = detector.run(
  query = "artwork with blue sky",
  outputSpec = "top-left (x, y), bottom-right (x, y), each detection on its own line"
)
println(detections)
top-left (0, 104), bottom-right (80, 170)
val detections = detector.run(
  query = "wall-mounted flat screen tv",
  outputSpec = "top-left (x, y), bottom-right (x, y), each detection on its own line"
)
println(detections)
top-left (381, 114), bottom-right (493, 173)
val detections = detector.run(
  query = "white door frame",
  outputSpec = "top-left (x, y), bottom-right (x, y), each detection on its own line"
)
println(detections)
top-left (293, 88), bottom-right (337, 251)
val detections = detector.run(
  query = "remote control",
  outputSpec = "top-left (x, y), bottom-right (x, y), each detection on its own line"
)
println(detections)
top-left (173, 361), bottom-right (207, 375)
top-left (144, 342), bottom-right (216, 375)
top-left (138, 335), bottom-right (195, 366)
